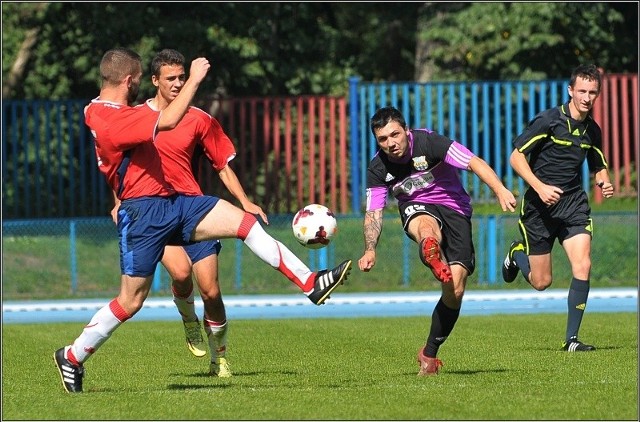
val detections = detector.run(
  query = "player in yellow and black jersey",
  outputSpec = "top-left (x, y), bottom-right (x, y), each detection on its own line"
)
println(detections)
top-left (501, 64), bottom-right (615, 352)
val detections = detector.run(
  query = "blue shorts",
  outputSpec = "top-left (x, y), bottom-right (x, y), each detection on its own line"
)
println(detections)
top-left (117, 194), bottom-right (220, 276)
top-left (182, 239), bottom-right (222, 264)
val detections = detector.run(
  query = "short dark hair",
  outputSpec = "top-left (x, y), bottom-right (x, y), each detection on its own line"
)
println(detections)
top-left (151, 49), bottom-right (185, 78)
top-left (370, 106), bottom-right (406, 136)
top-left (570, 64), bottom-right (601, 92)
top-left (100, 48), bottom-right (142, 86)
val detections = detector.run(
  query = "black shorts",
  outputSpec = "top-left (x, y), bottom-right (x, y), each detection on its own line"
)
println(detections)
top-left (519, 188), bottom-right (592, 255)
top-left (398, 202), bottom-right (475, 275)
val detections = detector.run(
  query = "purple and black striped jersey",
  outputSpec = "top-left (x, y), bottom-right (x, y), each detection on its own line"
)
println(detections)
top-left (365, 129), bottom-right (475, 217)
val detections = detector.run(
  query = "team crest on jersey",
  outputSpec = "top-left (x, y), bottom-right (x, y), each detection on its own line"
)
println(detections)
top-left (412, 156), bottom-right (429, 171)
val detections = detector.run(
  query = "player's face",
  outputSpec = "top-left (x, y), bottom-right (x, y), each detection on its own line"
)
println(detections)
top-left (568, 76), bottom-right (599, 115)
top-left (374, 121), bottom-right (409, 159)
top-left (153, 64), bottom-right (186, 104)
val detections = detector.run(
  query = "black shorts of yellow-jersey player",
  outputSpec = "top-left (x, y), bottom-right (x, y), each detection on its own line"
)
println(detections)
top-left (519, 188), bottom-right (593, 255)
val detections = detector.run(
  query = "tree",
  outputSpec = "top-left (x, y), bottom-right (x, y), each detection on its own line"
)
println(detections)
top-left (414, 2), bottom-right (638, 82)
top-left (2, 3), bottom-right (420, 100)
top-left (2, 2), bottom-right (637, 98)
top-left (2, 3), bottom-right (50, 98)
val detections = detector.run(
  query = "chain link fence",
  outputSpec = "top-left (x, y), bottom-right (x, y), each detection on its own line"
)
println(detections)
top-left (3, 211), bottom-right (636, 301)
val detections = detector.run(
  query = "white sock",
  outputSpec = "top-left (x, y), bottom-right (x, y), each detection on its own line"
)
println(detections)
top-left (172, 284), bottom-right (198, 322)
top-left (204, 318), bottom-right (228, 359)
top-left (243, 223), bottom-right (314, 291)
top-left (70, 299), bottom-right (129, 364)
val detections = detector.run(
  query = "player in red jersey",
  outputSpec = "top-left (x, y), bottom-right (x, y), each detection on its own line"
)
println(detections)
top-left (54, 47), bottom-right (352, 393)
top-left (110, 49), bottom-right (269, 377)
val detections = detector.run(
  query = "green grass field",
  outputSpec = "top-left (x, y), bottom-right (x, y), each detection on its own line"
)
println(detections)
top-left (2, 313), bottom-right (637, 420)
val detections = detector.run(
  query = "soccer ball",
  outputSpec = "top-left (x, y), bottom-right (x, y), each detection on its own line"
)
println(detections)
top-left (291, 204), bottom-right (338, 249)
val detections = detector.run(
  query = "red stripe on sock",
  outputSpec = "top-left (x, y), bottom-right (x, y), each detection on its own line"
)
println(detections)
top-left (236, 213), bottom-right (257, 240)
top-left (204, 318), bottom-right (227, 327)
top-left (302, 273), bottom-right (316, 292)
top-left (109, 299), bottom-right (132, 322)
top-left (66, 347), bottom-right (80, 366)
top-left (274, 244), bottom-right (315, 292)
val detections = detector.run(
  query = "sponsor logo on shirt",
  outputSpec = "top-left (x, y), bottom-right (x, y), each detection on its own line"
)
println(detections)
top-left (392, 172), bottom-right (434, 197)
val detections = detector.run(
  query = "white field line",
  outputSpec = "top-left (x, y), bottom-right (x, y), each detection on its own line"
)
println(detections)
top-left (3, 288), bottom-right (637, 313)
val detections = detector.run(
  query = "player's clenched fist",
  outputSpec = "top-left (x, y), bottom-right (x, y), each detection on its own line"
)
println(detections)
top-left (358, 251), bottom-right (376, 272)
top-left (189, 57), bottom-right (210, 83)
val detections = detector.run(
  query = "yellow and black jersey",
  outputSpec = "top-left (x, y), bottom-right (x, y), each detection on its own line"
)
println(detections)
top-left (513, 102), bottom-right (607, 192)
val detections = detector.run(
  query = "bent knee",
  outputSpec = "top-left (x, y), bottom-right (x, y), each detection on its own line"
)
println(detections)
top-left (172, 273), bottom-right (192, 285)
top-left (530, 276), bottom-right (552, 291)
top-left (199, 289), bottom-right (222, 302)
top-left (117, 297), bottom-right (145, 315)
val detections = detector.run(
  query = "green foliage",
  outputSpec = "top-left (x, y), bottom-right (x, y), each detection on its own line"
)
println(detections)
top-left (5, 3), bottom-right (633, 100)
top-left (417, 2), bottom-right (638, 81)
top-left (2, 314), bottom-right (637, 419)
top-left (3, 3), bottom-right (383, 99)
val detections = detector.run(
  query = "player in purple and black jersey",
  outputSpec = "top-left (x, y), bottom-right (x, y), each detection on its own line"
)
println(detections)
top-left (501, 64), bottom-right (614, 352)
top-left (358, 106), bottom-right (516, 376)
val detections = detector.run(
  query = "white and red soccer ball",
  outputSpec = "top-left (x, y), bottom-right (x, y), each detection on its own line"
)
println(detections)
top-left (291, 203), bottom-right (338, 249)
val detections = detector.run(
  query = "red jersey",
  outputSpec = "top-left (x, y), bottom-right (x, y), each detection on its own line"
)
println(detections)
top-left (146, 101), bottom-right (237, 196)
top-left (84, 98), bottom-right (175, 199)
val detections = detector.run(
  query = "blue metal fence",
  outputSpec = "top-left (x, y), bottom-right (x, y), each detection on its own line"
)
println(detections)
top-left (2, 100), bottom-right (110, 219)
top-left (3, 80), bottom-right (592, 219)
top-left (2, 79), bottom-right (624, 297)
top-left (347, 77), bottom-right (593, 212)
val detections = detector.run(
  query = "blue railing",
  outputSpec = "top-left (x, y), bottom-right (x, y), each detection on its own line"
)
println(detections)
top-left (3, 78), bottom-right (633, 298)
top-left (2, 99), bottom-right (110, 219)
top-left (347, 78), bottom-right (592, 211)
top-left (2, 214), bottom-right (516, 298)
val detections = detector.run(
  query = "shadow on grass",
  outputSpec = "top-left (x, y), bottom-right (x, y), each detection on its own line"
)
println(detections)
top-left (405, 368), bottom-right (509, 376)
top-left (167, 383), bottom-right (232, 391)
top-left (173, 370), bottom-right (300, 378)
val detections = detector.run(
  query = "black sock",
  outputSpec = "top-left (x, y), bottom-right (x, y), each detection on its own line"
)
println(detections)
top-left (566, 277), bottom-right (589, 342)
top-left (513, 250), bottom-right (531, 283)
top-left (424, 299), bottom-right (460, 357)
